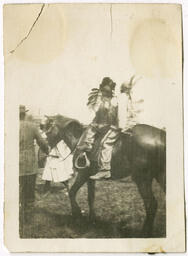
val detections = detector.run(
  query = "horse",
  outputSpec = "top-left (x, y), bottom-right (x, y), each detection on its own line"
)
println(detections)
top-left (44, 114), bottom-right (166, 237)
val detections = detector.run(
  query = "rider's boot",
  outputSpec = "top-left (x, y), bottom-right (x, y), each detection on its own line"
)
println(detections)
top-left (90, 169), bottom-right (111, 180)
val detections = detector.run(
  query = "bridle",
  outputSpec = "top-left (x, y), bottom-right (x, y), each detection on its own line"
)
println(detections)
top-left (45, 121), bottom-right (78, 162)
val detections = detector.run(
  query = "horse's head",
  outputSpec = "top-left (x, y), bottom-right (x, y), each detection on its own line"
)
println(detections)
top-left (43, 116), bottom-right (61, 148)
top-left (44, 115), bottom-right (83, 149)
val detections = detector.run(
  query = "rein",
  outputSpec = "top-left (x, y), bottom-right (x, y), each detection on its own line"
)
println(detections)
top-left (48, 141), bottom-right (78, 162)
top-left (45, 120), bottom-right (83, 162)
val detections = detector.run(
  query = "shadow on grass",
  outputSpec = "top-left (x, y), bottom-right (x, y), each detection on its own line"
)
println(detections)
top-left (19, 206), bottom-right (165, 239)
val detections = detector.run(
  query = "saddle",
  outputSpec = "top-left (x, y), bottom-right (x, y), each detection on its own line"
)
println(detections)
top-left (90, 128), bottom-right (133, 161)
top-left (74, 128), bottom-right (133, 173)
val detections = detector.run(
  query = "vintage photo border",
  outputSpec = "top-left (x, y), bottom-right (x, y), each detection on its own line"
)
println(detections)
top-left (1, 0), bottom-right (187, 253)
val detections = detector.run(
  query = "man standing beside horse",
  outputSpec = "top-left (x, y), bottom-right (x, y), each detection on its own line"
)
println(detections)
top-left (19, 105), bottom-right (49, 224)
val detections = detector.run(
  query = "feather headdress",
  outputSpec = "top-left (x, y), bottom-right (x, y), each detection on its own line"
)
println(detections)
top-left (120, 75), bottom-right (142, 93)
top-left (87, 88), bottom-right (101, 110)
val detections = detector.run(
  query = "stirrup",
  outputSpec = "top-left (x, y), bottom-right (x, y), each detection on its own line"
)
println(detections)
top-left (75, 152), bottom-right (90, 169)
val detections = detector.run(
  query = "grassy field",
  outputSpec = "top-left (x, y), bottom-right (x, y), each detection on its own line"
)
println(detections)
top-left (20, 169), bottom-right (166, 238)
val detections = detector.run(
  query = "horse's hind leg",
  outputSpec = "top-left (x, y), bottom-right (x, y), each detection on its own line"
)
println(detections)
top-left (156, 166), bottom-right (166, 193)
top-left (133, 174), bottom-right (157, 237)
top-left (87, 179), bottom-right (96, 222)
top-left (69, 170), bottom-right (90, 218)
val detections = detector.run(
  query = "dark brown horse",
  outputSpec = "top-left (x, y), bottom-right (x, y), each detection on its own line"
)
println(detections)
top-left (44, 115), bottom-right (166, 237)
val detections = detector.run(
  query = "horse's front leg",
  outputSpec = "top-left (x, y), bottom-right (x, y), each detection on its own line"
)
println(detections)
top-left (87, 179), bottom-right (96, 222)
top-left (69, 170), bottom-right (90, 218)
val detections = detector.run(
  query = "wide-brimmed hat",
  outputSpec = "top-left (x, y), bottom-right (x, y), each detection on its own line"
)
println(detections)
top-left (100, 77), bottom-right (116, 91)
top-left (19, 105), bottom-right (29, 113)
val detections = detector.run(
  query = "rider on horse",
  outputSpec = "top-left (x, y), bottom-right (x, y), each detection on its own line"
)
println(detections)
top-left (77, 77), bottom-right (118, 179)
top-left (76, 76), bottom-right (137, 180)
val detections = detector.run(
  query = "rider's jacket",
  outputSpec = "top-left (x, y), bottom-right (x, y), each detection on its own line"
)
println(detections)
top-left (91, 95), bottom-right (118, 129)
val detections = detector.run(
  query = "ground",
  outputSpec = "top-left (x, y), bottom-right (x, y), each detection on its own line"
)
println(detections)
top-left (20, 169), bottom-right (166, 238)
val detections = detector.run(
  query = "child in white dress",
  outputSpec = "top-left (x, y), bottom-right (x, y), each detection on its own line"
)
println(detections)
top-left (42, 140), bottom-right (74, 192)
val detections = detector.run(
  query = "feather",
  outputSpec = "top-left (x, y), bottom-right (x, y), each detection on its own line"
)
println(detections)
top-left (88, 90), bottom-right (99, 97)
top-left (87, 96), bottom-right (97, 103)
top-left (88, 94), bottom-right (97, 99)
top-left (87, 88), bottom-right (100, 108)
top-left (129, 75), bottom-right (135, 86)
top-left (87, 99), bottom-right (98, 106)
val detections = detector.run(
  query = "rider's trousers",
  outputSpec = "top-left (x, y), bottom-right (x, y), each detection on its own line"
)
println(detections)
top-left (78, 124), bottom-right (119, 170)
top-left (98, 128), bottom-right (119, 170)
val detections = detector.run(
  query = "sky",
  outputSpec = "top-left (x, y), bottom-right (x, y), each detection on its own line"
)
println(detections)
top-left (3, 3), bottom-right (182, 128)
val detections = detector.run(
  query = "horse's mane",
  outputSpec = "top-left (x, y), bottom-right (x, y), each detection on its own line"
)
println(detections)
top-left (53, 114), bottom-right (80, 128)
top-left (50, 114), bottom-right (83, 138)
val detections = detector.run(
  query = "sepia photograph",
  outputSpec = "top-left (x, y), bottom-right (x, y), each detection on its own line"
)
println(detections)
top-left (3, 2), bottom-right (185, 253)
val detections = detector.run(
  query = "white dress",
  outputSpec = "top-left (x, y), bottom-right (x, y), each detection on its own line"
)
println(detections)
top-left (42, 140), bottom-right (74, 182)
